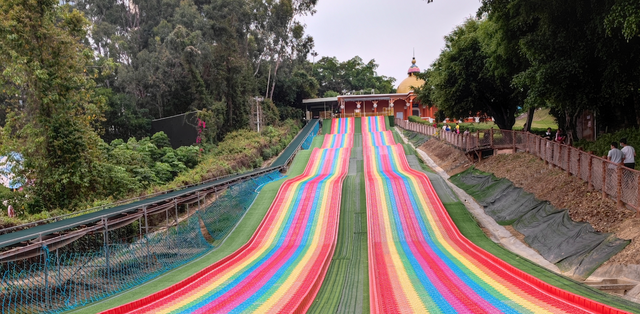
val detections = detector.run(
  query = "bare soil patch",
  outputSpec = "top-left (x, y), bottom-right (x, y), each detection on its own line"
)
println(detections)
top-left (412, 135), bottom-right (639, 266)
top-left (418, 139), bottom-right (472, 176)
top-left (475, 152), bottom-right (638, 266)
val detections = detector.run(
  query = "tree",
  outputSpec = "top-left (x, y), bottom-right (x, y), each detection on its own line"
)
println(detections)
top-left (0, 0), bottom-right (105, 211)
top-left (421, 19), bottom-right (521, 130)
top-left (481, 0), bottom-right (640, 139)
top-left (605, 0), bottom-right (640, 40)
top-left (311, 56), bottom-right (396, 96)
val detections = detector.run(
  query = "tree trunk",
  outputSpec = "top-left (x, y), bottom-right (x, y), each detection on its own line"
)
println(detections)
top-left (564, 108), bottom-right (580, 146)
top-left (525, 107), bottom-right (535, 132)
top-left (265, 65), bottom-right (271, 100)
top-left (269, 57), bottom-right (281, 100)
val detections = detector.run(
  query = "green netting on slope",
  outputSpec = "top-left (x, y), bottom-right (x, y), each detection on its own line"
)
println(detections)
top-left (395, 131), bottom-right (637, 311)
top-left (444, 201), bottom-right (640, 313)
top-left (198, 171), bottom-right (284, 242)
top-left (401, 129), bottom-right (431, 147)
top-left (450, 167), bottom-right (629, 279)
top-left (0, 171), bottom-right (284, 314)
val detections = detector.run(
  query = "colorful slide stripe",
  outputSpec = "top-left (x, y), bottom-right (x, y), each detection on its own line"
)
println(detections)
top-left (103, 118), bottom-right (353, 314)
top-left (330, 117), bottom-right (355, 134)
top-left (361, 116), bottom-right (629, 313)
top-left (321, 133), bottom-right (354, 149)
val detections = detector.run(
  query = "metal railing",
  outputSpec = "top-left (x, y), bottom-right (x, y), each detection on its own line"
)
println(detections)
top-left (396, 118), bottom-right (640, 214)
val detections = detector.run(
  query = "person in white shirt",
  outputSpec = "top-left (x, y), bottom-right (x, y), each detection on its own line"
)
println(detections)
top-left (607, 142), bottom-right (624, 166)
top-left (620, 138), bottom-right (636, 169)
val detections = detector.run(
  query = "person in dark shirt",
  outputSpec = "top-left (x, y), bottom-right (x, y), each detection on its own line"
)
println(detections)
top-left (543, 127), bottom-right (553, 141)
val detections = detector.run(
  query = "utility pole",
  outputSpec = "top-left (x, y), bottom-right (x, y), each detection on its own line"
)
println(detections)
top-left (254, 97), bottom-right (263, 132)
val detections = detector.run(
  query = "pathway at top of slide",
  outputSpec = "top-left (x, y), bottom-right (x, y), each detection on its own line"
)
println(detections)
top-left (102, 118), bottom-right (353, 313)
top-left (361, 116), bottom-right (629, 314)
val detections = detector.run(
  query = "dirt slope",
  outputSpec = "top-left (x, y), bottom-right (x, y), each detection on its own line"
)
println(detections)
top-left (418, 139), bottom-right (639, 266)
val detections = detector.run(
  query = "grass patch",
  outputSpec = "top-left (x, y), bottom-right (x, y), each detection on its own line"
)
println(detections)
top-left (407, 108), bottom-right (557, 133)
top-left (397, 130), bottom-right (636, 312)
top-left (68, 150), bottom-right (313, 314)
top-left (309, 161), bottom-right (369, 314)
top-left (442, 201), bottom-right (640, 313)
top-left (322, 119), bottom-right (332, 134)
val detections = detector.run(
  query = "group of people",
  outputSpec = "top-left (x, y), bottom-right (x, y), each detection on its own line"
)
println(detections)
top-left (608, 138), bottom-right (636, 169)
top-left (543, 127), bottom-right (567, 144)
top-left (436, 122), bottom-right (469, 135)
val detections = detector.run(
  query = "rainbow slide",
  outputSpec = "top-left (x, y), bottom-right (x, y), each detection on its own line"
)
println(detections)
top-left (103, 118), bottom-right (353, 314)
top-left (361, 116), bottom-right (629, 314)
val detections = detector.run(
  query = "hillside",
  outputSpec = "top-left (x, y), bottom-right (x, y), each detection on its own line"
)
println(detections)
top-left (417, 138), bottom-right (640, 266)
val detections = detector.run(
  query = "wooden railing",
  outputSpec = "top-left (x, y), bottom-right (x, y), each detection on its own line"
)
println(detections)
top-left (396, 118), bottom-right (640, 214)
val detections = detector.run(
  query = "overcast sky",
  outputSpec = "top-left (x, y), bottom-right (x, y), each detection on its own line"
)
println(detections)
top-left (302, 0), bottom-right (482, 86)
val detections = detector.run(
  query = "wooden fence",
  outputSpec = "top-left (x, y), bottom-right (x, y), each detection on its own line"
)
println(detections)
top-left (396, 118), bottom-right (640, 214)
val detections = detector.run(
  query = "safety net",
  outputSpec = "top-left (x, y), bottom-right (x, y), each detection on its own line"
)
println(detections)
top-left (100, 118), bottom-right (353, 313)
top-left (450, 167), bottom-right (629, 279)
top-left (0, 171), bottom-right (284, 314)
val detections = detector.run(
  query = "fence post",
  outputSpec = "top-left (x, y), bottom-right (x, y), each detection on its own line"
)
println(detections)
top-left (102, 217), bottom-right (111, 285)
top-left (587, 154), bottom-right (593, 190)
top-left (466, 133), bottom-right (470, 151)
top-left (174, 198), bottom-right (179, 229)
top-left (617, 165), bottom-right (623, 208)
top-left (165, 205), bottom-right (170, 251)
top-left (175, 198), bottom-right (180, 256)
top-left (144, 206), bottom-right (150, 267)
top-left (512, 131), bottom-right (516, 153)
top-left (43, 243), bottom-right (50, 311)
top-left (637, 175), bottom-right (640, 215)
top-left (576, 150), bottom-right (581, 179)
top-left (489, 128), bottom-right (494, 149)
top-left (603, 160), bottom-right (608, 198)
top-left (566, 146), bottom-right (571, 176)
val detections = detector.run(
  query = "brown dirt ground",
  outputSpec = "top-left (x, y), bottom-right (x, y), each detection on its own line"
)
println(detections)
top-left (418, 140), bottom-right (640, 266)
top-left (418, 139), bottom-right (472, 175)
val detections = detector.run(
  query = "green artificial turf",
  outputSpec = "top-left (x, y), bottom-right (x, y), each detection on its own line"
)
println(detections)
top-left (442, 201), bottom-right (640, 313)
top-left (308, 160), bottom-right (369, 314)
top-left (354, 118), bottom-right (362, 134)
top-left (323, 119), bottom-right (332, 134)
top-left (68, 150), bottom-right (314, 314)
top-left (396, 128), bottom-right (639, 313)
top-left (309, 134), bottom-right (324, 149)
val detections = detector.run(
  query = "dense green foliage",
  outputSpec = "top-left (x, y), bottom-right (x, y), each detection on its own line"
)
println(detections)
top-left (419, 0), bottom-right (640, 141)
top-left (311, 56), bottom-right (396, 97)
top-left (575, 128), bottom-right (640, 162)
top-left (165, 120), bottom-right (300, 190)
top-left (416, 19), bottom-right (525, 130)
top-left (0, 0), bottom-right (106, 211)
top-left (0, 0), bottom-right (317, 215)
top-left (0, 121), bottom-right (298, 223)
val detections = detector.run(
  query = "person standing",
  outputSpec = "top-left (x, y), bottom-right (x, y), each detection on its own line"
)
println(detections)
top-left (543, 127), bottom-right (553, 141)
top-left (455, 122), bottom-right (460, 134)
top-left (607, 142), bottom-right (624, 165)
top-left (620, 138), bottom-right (636, 169)
top-left (555, 128), bottom-right (566, 144)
